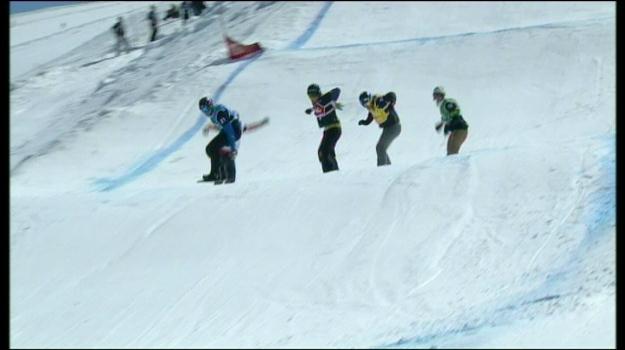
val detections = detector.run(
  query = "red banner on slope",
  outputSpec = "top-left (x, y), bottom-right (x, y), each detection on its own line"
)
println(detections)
top-left (224, 36), bottom-right (263, 61)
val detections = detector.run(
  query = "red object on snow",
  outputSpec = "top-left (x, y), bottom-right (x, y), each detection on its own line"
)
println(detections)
top-left (224, 36), bottom-right (263, 60)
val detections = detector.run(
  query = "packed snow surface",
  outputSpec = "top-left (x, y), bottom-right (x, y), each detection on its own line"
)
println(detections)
top-left (10, 1), bottom-right (615, 348)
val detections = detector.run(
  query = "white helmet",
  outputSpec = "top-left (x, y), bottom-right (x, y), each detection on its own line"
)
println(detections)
top-left (433, 86), bottom-right (445, 96)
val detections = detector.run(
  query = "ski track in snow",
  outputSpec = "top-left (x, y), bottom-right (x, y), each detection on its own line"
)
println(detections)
top-left (68, 196), bottom-right (194, 294)
top-left (526, 145), bottom-right (587, 271)
top-left (378, 137), bottom-right (615, 348)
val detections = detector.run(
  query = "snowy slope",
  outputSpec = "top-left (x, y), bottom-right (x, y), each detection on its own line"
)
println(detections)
top-left (10, 1), bottom-right (615, 348)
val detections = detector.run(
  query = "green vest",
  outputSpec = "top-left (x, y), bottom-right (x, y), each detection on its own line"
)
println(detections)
top-left (438, 98), bottom-right (461, 123)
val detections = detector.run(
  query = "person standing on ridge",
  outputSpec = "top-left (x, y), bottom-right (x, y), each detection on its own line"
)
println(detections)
top-left (111, 17), bottom-right (131, 55)
top-left (305, 84), bottom-right (343, 173)
top-left (181, 1), bottom-right (190, 24)
top-left (357, 91), bottom-right (402, 166)
top-left (433, 86), bottom-right (469, 155)
top-left (147, 5), bottom-right (158, 42)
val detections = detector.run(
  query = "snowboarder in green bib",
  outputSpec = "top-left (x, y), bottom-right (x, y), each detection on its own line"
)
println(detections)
top-left (433, 86), bottom-right (468, 155)
top-left (305, 84), bottom-right (342, 173)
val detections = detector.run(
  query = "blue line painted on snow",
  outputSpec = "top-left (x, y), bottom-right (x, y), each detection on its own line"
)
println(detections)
top-left (297, 15), bottom-right (613, 52)
top-left (287, 1), bottom-right (333, 49)
top-left (93, 3), bottom-right (333, 192)
top-left (93, 54), bottom-right (262, 192)
top-left (579, 135), bottom-right (616, 244)
top-left (93, 115), bottom-right (206, 191)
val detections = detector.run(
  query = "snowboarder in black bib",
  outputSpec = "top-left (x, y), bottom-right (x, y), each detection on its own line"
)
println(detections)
top-left (305, 84), bottom-right (342, 173)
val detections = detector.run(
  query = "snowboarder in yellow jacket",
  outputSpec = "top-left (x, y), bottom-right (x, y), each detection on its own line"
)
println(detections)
top-left (358, 91), bottom-right (402, 166)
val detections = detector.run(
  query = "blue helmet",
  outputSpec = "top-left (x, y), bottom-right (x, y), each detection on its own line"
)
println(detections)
top-left (199, 97), bottom-right (214, 113)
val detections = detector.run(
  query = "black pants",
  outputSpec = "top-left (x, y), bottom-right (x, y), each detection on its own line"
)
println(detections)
top-left (376, 123), bottom-right (401, 166)
top-left (318, 127), bottom-right (341, 173)
top-left (115, 36), bottom-right (131, 54)
top-left (150, 26), bottom-right (158, 42)
top-left (205, 132), bottom-right (236, 181)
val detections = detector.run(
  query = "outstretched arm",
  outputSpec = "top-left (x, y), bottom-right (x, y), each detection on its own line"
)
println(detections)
top-left (202, 122), bottom-right (219, 135)
top-left (328, 87), bottom-right (341, 102)
top-left (359, 113), bottom-right (373, 126)
top-left (244, 117), bottom-right (269, 132)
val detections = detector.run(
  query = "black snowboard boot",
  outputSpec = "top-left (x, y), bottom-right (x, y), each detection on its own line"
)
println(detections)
top-left (202, 173), bottom-right (219, 182)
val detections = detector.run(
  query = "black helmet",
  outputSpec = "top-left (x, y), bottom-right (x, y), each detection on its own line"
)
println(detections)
top-left (359, 91), bottom-right (371, 106)
top-left (198, 97), bottom-right (214, 112)
top-left (307, 83), bottom-right (321, 97)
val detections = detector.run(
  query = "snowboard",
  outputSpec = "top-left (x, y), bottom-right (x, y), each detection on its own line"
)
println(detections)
top-left (196, 178), bottom-right (233, 185)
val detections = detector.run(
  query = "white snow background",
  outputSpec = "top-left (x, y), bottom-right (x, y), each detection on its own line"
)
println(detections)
top-left (10, 1), bottom-right (616, 348)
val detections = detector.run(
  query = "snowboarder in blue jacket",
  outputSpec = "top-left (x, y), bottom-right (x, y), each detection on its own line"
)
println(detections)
top-left (199, 97), bottom-right (243, 184)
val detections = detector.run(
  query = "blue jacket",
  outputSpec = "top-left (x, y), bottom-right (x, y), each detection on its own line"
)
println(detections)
top-left (204, 104), bottom-right (242, 151)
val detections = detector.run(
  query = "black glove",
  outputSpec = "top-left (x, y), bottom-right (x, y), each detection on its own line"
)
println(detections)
top-left (305, 108), bottom-right (312, 115)
top-left (358, 120), bottom-right (367, 126)
top-left (435, 122), bottom-right (443, 133)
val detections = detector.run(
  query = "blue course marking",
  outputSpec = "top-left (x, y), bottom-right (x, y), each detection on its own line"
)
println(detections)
top-left (93, 3), bottom-right (333, 192)
top-left (287, 1), bottom-right (333, 49)
top-left (297, 15), bottom-right (613, 52)
top-left (93, 115), bottom-right (206, 192)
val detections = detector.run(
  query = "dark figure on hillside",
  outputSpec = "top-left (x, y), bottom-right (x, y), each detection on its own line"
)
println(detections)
top-left (191, 1), bottom-right (206, 16)
top-left (111, 17), bottom-right (130, 55)
top-left (147, 5), bottom-right (158, 42)
top-left (181, 1), bottom-right (190, 24)
top-left (163, 4), bottom-right (180, 21)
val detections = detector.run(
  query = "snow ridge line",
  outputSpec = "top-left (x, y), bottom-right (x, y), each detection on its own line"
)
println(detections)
top-left (298, 15), bottom-right (613, 52)
top-left (92, 2), bottom-right (333, 192)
